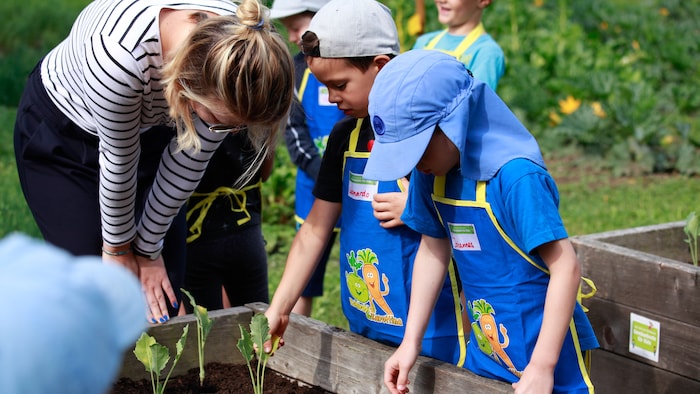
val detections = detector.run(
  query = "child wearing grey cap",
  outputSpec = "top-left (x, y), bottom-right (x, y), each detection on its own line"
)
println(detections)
top-left (265, 0), bottom-right (466, 367)
top-left (269, 0), bottom-right (345, 317)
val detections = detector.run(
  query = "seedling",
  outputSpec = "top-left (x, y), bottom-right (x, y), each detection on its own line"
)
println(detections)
top-left (133, 326), bottom-right (189, 394)
top-left (181, 288), bottom-right (213, 385)
top-left (236, 314), bottom-right (281, 394)
top-left (684, 211), bottom-right (699, 266)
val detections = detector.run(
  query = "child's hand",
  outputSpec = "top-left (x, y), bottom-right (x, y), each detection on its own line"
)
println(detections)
top-left (263, 309), bottom-right (288, 354)
top-left (512, 363), bottom-right (554, 394)
top-left (372, 178), bottom-right (409, 228)
top-left (383, 343), bottom-right (419, 394)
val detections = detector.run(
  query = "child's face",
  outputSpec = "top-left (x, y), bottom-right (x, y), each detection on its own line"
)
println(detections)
top-left (434, 0), bottom-right (487, 28)
top-left (416, 128), bottom-right (460, 176)
top-left (307, 57), bottom-right (379, 118)
top-left (280, 13), bottom-right (314, 48)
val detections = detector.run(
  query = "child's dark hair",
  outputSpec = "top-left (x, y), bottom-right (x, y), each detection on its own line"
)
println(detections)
top-left (300, 31), bottom-right (394, 72)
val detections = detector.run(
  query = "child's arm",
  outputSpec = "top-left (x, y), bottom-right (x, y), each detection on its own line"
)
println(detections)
top-left (512, 238), bottom-right (581, 394)
top-left (264, 199), bottom-right (341, 352)
top-left (384, 234), bottom-right (452, 394)
top-left (372, 177), bottom-right (409, 228)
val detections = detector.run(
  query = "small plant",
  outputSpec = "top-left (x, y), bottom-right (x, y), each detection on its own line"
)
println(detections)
top-left (181, 288), bottom-right (213, 385)
top-left (684, 211), bottom-right (699, 266)
top-left (236, 314), bottom-right (281, 394)
top-left (133, 326), bottom-right (189, 394)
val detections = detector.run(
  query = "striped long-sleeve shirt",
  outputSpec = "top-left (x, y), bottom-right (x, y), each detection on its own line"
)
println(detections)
top-left (40, 0), bottom-right (238, 256)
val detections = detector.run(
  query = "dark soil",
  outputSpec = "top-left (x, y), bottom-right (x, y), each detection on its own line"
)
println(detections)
top-left (111, 362), bottom-right (333, 394)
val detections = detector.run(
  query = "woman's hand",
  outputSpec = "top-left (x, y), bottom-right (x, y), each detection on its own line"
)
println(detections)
top-left (101, 245), bottom-right (139, 277)
top-left (136, 255), bottom-right (177, 324)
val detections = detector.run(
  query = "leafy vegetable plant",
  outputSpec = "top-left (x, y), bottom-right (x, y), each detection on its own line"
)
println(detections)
top-left (684, 211), bottom-right (699, 266)
top-left (236, 314), bottom-right (281, 394)
top-left (133, 326), bottom-right (189, 394)
top-left (181, 288), bottom-right (213, 385)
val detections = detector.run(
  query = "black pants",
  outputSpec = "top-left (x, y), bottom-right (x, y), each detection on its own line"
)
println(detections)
top-left (14, 63), bottom-right (185, 315)
top-left (185, 224), bottom-right (269, 311)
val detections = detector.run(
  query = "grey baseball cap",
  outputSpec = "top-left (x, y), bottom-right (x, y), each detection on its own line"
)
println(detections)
top-left (269, 0), bottom-right (330, 19)
top-left (305, 0), bottom-right (400, 58)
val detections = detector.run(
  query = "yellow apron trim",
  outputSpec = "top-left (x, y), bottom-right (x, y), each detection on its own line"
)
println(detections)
top-left (186, 181), bottom-right (261, 243)
top-left (447, 260), bottom-right (468, 367)
top-left (569, 320), bottom-right (596, 393)
top-left (297, 68), bottom-right (311, 102)
top-left (425, 23), bottom-right (486, 59)
top-left (342, 118), bottom-right (369, 176)
top-left (577, 276), bottom-right (597, 312)
top-left (433, 177), bottom-right (597, 309)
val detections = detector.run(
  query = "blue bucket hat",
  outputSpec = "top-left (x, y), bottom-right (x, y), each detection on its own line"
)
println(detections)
top-left (364, 50), bottom-right (544, 181)
top-left (0, 233), bottom-right (146, 394)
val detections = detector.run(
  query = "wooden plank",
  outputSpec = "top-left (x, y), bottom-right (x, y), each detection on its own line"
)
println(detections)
top-left (590, 221), bottom-right (691, 262)
top-left (590, 350), bottom-right (700, 394)
top-left (572, 235), bottom-right (700, 324)
top-left (585, 297), bottom-right (700, 380)
top-left (247, 303), bottom-right (511, 394)
top-left (118, 306), bottom-right (253, 380)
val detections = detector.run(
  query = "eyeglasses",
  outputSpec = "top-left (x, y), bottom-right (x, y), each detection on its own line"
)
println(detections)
top-left (207, 124), bottom-right (247, 134)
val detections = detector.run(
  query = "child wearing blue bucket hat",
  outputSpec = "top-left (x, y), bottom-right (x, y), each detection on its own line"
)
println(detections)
top-left (364, 50), bottom-right (598, 394)
top-left (0, 233), bottom-right (145, 393)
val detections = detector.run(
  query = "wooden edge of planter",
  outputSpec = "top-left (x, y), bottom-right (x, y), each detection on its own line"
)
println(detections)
top-left (573, 221), bottom-right (686, 242)
top-left (586, 297), bottom-right (700, 380)
top-left (571, 236), bottom-right (700, 323)
top-left (590, 349), bottom-right (700, 394)
top-left (246, 303), bottom-right (511, 394)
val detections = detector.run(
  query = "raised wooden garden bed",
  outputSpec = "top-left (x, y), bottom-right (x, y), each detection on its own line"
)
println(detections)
top-left (571, 221), bottom-right (700, 393)
top-left (118, 302), bottom-right (510, 393)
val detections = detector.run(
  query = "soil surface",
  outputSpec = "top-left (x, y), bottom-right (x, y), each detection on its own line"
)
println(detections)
top-left (112, 362), bottom-right (333, 394)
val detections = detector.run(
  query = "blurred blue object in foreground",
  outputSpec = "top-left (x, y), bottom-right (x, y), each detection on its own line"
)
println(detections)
top-left (0, 233), bottom-right (146, 394)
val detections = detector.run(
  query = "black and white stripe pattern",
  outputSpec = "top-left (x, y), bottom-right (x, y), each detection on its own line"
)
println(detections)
top-left (41, 0), bottom-right (237, 255)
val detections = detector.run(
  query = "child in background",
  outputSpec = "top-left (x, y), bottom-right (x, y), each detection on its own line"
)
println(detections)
top-left (413, 0), bottom-right (504, 90)
top-left (183, 130), bottom-right (274, 311)
top-left (363, 49), bottom-right (598, 394)
top-left (265, 0), bottom-right (466, 367)
top-left (270, 0), bottom-right (345, 317)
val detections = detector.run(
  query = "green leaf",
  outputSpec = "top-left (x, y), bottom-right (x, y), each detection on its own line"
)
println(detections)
top-left (250, 314), bottom-right (271, 360)
top-left (148, 342), bottom-right (170, 376)
top-left (175, 324), bottom-right (189, 361)
top-left (237, 325), bottom-right (255, 363)
top-left (134, 332), bottom-right (157, 371)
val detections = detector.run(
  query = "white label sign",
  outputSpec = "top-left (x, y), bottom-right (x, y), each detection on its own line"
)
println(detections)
top-left (629, 312), bottom-right (660, 362)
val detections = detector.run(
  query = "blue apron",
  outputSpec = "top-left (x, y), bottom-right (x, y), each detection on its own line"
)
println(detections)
top-left (295, 68), bottom-right (345, 228)
top-left (340, 118), bottom-right (466, 365)
top-left (431, 175), bottom-right (596, 393)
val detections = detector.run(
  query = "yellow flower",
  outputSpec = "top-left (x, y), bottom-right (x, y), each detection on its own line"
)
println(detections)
top-left (659, 7), bottom-right (669, 17)
top-left (632, 40), bottom-right (640, 51)
top-left (660, 135), bottom-right (676, 146)
top-left (534, 0), bottom-right (544, 7)
top-left (549, 111), bottom-right (562, 126)
top-left (600, 21), bottom-right (608, 30)
top-left (559, 96), bottom-right (581, 115)
top-left (591, 102), bottom-right (607, 118)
